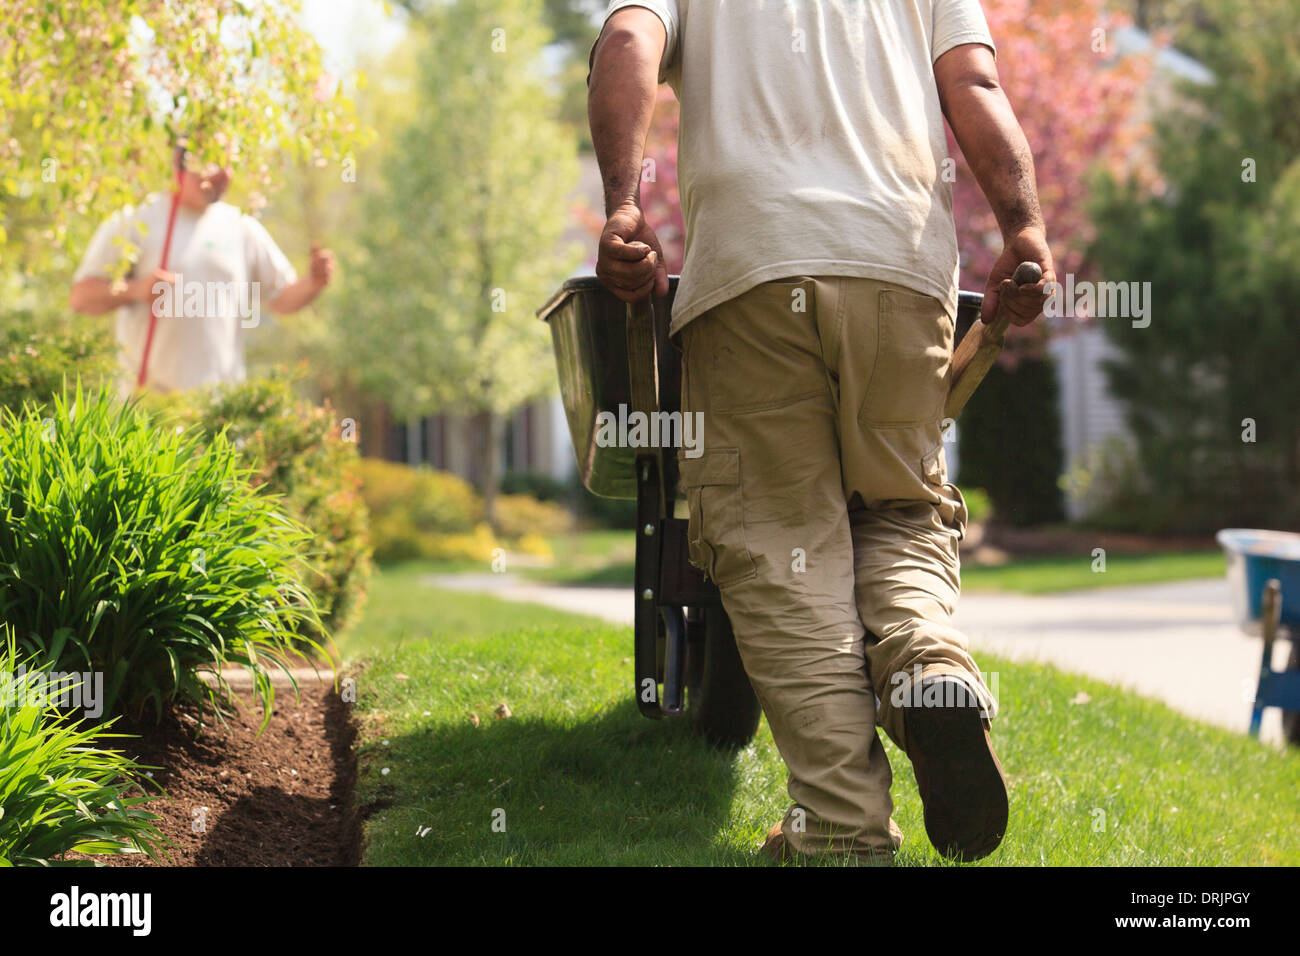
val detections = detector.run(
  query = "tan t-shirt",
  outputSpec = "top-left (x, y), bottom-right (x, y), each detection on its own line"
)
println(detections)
top-left (599, 0), bottom-right (996, 337)
top-left (73, 196), bottom-right (297, 393)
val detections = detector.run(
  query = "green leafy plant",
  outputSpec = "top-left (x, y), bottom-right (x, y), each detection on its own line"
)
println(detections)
top-left (0, 385), bottom-right (323, 724)
top-left (0, 634), bottom-right (163, 866)
top-left (156, 373), bottom-right (373, 640)
top-left (1089, 0), bottom-right (1300, 533)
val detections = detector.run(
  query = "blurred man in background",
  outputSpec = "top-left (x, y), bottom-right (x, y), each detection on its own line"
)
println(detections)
top-left (70, 146), bottom-right (335, 393)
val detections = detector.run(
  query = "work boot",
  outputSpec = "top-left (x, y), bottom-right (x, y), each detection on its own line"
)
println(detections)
top-left (903, 675), bottom-right (1008, 862)
top-left (759, 817), bottom-right (902, 865)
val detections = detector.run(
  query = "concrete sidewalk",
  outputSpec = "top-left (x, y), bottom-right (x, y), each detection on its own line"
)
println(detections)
top-left (429, 572), bottom-right (637, 626)
top-left (426, 573), bottom-right (1289, 745)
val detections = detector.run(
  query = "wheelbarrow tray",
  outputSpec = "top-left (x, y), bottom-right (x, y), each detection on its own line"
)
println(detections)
top-left (1217, 528), bottom-right (1300, 632)
top-left (538, 275), bottom-right (985, 499)
top-left (537, 276), bottom-right (679, 498)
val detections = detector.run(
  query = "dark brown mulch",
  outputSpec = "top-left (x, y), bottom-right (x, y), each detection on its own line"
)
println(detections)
top-left (83, 684), bottom-right (359, 867)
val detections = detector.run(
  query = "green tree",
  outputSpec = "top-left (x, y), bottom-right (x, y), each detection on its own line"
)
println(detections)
top-left (340, 0), bottom-right (582, 521)
top-left (251, 33), bottom-right (424, 401)
top-left (954, 359), bottom-right (1065, 527)
top-left (396, 0), bottom-right (600, 148)
top-left (1091, 0), bottom-right (1300, 532)
top-left (0, 0), bottom-right (364, 329)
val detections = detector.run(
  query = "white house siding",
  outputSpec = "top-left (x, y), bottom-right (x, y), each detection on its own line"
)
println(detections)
top-left (1049, 322), bottom-right (1134, 520)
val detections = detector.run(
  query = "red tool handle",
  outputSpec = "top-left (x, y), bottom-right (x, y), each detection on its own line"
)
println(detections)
top-left (136, 151), bottom-right (186, 390)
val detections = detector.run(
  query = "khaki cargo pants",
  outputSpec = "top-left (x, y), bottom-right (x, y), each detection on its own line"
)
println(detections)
top-left (676, 275), bottom-right (998, 860)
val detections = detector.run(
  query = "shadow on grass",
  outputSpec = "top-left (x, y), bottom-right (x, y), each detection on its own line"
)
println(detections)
top-left (358, 697), bottom-right (776, 866)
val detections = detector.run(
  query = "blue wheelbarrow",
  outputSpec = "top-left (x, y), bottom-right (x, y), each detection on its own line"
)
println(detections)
top-left (1216, 529), bottom-right (1300, 744)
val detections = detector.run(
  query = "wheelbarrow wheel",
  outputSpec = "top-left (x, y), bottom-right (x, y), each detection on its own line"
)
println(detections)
top-left (1284, 641), bottom-right (1300, 747)
top-left (687, 606), bottom-right (761, 750)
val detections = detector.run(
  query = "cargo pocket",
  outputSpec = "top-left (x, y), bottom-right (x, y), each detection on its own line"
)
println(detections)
top-left (859, 288), bottom-right (954, 428)
top-left (679, 448), bottom-right (758, 588)
top-left (922, 444), bottom-right (969, 542)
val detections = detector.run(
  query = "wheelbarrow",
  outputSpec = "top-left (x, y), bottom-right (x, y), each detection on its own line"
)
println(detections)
top-left (1216, 528), bottom-right (1300, 744)
top-left (538, 275), bottom-right (992, 749)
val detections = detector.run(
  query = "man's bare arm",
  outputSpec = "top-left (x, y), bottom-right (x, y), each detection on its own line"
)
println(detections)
top-left (590, 8), bottom-right (663, 216)
top-left (266, 276), bottom-right (322, 315)
top-left (267, 244), bottom-right (335, 314)
top-left (70, 272), bottom-right (170, 315)
top-left (935, 43), bottom-right (1054, 326)
top-left (588, 7), bottom-right (670, 301)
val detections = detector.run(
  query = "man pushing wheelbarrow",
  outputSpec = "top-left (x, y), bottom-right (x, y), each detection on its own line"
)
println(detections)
top-left (587, 0), bottom-right (1054, 863)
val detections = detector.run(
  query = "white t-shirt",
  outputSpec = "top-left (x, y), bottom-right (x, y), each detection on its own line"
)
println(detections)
top-left (73, 196), bottom-right (297, 393)
top-left (598, 0), bottom-right (996, 336)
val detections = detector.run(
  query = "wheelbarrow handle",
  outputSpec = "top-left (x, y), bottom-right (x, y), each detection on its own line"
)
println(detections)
top-left (626, 296), bottom-right (660, 418)
top-left (944, 261), bottom-right (1042, 421)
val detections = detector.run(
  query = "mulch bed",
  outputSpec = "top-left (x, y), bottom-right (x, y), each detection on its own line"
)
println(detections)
top-left (83, 683), bottom-right (360, 867)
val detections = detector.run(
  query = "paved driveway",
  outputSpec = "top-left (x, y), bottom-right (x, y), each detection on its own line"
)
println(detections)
top-left (954, 579), bottom-right (1285, 744)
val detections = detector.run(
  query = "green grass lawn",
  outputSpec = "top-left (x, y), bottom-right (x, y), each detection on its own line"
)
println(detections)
top-left (399, 530), bottom-right (1225, 595)
top-left (519, 529), bottom-right (636, 586)
top-left (380, 530), bottom-right (636, 587)
top-left (345, 570), bottom-right (1300, 866)
top-left (961, 550), bottom-right (1225, 594)
top-left (339, 561), bottom-right (611, 658)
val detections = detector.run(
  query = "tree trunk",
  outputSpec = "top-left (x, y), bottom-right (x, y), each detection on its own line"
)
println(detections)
top-left (469, 410), bottom-right (504, 528)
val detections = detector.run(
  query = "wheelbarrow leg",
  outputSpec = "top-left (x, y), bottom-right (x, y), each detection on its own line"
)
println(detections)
top-left (1249, 579), bottom-right (1281, 738)
top-left (633, 454), bottom-right (689, 717)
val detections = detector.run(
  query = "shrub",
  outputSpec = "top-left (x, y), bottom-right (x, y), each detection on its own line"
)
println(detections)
top-left (504, 468), bottom-right (634, 530)
top-left (356, 458), bottom-right (487, 562)
top-left (415, 523), bottom-right (500, 562)
top-left (0, 386), bottom-right (322, 723)
top-left (360, 460), bottom-right (580, 562)
top-left (366, 519), bottom-right (500, 564)
top-left (514, 532), bottom-right (553, 558)
top-left (0, 635), bottom-right (163, 865)
top-left (500, 470), bottom-right (571, 503)
top-left (159, 375), bottom-right (372, 639)
top-left (494, 493), bottom-right (574, 539)
top-left (0, 325), bottom-right (118, 413)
